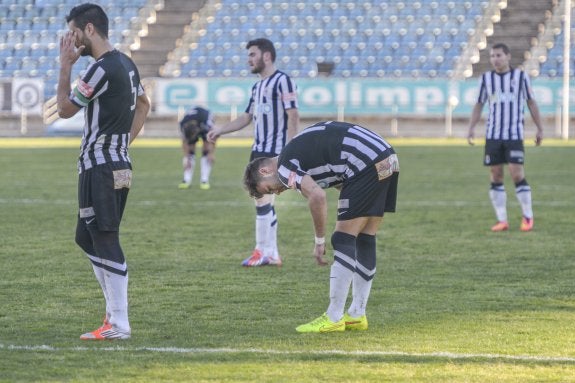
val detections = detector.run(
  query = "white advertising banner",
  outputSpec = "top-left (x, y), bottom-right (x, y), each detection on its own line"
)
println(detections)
top-left (11, 78), bottom-right (44, 115)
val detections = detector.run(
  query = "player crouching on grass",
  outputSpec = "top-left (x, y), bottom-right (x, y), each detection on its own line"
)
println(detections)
top-left (243, 121), bottom-right (399, 333)
top-left (178, 106), bottom-right (216, 190)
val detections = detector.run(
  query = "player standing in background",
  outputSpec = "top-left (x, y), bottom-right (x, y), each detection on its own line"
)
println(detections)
top-left (467, 43), bottom-right (543, 232)
top-left (243, 121), bottom-right (399, 332)
top-left (178, 106), bottom-right (216, 190)
top-left (208, 38), bottom-right (299, 267)
top-left (57, 3), bottom-right (150, 340)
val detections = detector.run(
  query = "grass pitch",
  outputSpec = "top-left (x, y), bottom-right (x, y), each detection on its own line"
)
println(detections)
top-left (0, 139), bottom-right (574, 382)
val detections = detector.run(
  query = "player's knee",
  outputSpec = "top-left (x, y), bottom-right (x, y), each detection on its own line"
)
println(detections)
top-left (256, 203), bottom-right (272, 216)
top-left (88, 228), bottom-right (125, 264)
top-left (514, 178), bottom-right (528, 187)
top-left (356, 233), bottom-right (376, 270)
top-left (75, 226), bottom-right (94, 254)
top-left (331, 231), bottom-right (356, 257)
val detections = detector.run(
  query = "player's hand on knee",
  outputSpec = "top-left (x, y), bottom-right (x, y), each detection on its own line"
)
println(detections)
top-left (313, 244), bottom-right (328, 266)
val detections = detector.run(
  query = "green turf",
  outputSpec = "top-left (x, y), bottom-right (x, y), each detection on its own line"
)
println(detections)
top-left (0, 143), bottom-right (574, 382)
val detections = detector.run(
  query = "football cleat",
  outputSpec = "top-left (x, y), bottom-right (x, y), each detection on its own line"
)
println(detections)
top-left (343, 313), bottom-right (368, 331)
top-left (520, 216), bottom-right (534, 232)
top-left (178, 182), bottom-right (191, 189)
top-left (80, 323), bottom-right (130, 340)
top-left (491, 221), bottom-right (509, 232)
top-left (200, 182), bottom-right (210, 190)
top-left (267, 255), bottom-right (283, 267)
top-left (241, 249), bottom-right (269, 267)
top-left (296, 313), bottom-right (345, 333)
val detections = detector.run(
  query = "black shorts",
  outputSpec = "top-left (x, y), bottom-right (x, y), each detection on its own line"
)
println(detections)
top-left (250, 151), bottom-right (277, 161)
top-left (78, 162), bottom-right (132, 231)
top-left (337, 155), bottom-right (399, 221)
top-left (184, 131), bottom-right (208, 146)
top-left (180, 118), bottom-right (209, 145)
top-left (484, 139), bottom-right (525, 165)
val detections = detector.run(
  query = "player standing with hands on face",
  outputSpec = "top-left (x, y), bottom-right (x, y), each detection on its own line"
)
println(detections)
top-left (467, 43), bottom-right (543, 232)
top-left (243, 121), bottom-right (399, 333)
top-left (208, 38), bottom-right (299, 267)
top-left (57, 3), bottom-right (150, 340)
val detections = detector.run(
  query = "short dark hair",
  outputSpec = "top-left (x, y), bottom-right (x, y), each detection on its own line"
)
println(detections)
top-left (66, 3), bottom-right (109, 39)
top-left (243, 157), bottom-right (270, 199)
top-left (491, 43), bottom-right (510, 55)
top-left (246, 38), bottom-right (276, 62)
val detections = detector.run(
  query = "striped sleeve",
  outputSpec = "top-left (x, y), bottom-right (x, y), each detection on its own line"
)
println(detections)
top-left (278, 159), bottom-right (306, 191)
top-left (477, 74), bottom-right (487, 104)
top-left (522, 72), bottom-right (534, 100)
top-left (278, 75), bottom-right (298, 110)
top-left (244, 84), bottom-right (256, 114)
top-left (70, 62), bottom-right (108, 107)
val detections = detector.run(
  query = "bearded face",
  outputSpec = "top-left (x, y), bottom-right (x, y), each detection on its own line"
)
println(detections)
top-left (69, 21), bottom-right (93, 57)
top-left (250, 55), bottom-right (265, 74)
top-left (247, 46), bottom-right (267, 75)
top-left (78, 32), bottom-right (92, 57)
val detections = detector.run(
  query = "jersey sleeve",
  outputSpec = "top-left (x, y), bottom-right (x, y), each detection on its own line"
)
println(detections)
top-left (70, 62), bottom-right (107, 108)
top-left (277, 158), bottom-right (306, 192)
top-left (244, 85), bottom-right (256, 114)
top-left (522, 72), bottom-right (535, 100)
top-left (477, 74), bottom-right (487, 104)
top-left (278, 75), bottom-right (298, 110)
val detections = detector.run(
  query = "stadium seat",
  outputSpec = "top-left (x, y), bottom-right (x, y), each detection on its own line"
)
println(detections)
top-left (0, 0), bottom-right (149, 98)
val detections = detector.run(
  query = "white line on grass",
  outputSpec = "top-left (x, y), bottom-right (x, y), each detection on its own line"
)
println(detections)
top-left (1, 344), bottom-right (574, 363)
top-left (1, 197), bottom-right (573, 208)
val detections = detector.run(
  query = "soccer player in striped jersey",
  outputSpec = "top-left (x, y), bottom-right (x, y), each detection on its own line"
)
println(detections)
top-left (208, 38), bottom-right (299, 267)
top-left (244, 121), bottom-right (399, 333)
top-left (178, 106), bottom-right (216, 190)
top-left (467, 43), bottom-right (544, 232)
top-left (57, 3), bottom-right (150, 340)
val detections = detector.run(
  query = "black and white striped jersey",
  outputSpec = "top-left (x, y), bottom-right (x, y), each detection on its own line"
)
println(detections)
top-left (245, 70), bottom-right (298, 155)
top-left (70, 49), bottom-right (144, 173)
top-left (277, 121), bottom-right (395, 191)
top-left (180, 106), bottom-right (214, 134)
top-left (477, 68), bottom-right (535, 141)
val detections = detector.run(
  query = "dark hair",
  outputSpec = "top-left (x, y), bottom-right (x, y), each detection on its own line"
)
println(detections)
top-left (491, 43), bottom-right (510, 55)
top-left (243, 157), bottom-right (269, 199)
top-left (66, 3), bottom-right (108, 39)
top-left (246, 38), bottom-right (276, 62)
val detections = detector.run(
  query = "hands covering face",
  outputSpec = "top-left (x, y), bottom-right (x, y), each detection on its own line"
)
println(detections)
top-left (59, 30), bottom-right (85, 66)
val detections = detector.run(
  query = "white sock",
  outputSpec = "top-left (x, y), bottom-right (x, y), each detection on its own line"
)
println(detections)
top-left (255, 206), bottom-right (272, 253)
top-left (183, 155), bottom-right (195, 184)
top-left (200, 156), bottom-right (212, 184)
top-left (266, 206), bottom-right (279, 259)
top-left (515, 183), bottom-right (533, 219)
top-left (347, 234), bottom-right (376, 318)
top-left (489, 184), bottom-right (507, 222)
top-left (91, 259), bottom-right (110, 321)
top-left (104, 271), bottom-right (130, 333)
top-left (348, 274), bottom-right (374, 318)
top-left (326, 262), bottom-right (354, 322)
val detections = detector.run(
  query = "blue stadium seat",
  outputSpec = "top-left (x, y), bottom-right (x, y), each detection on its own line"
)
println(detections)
top-left (0, 0), bottom-right (149, 98)
top-left (180, 0), bottom-right (489, 78)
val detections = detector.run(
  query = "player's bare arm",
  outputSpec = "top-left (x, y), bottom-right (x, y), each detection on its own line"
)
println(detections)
top-left (285, 108), bottom-right (300, 141)
top-left (527, 98), bottom-right (544, 146)
top-left (57, 31), bottom-right (83, 118)
top-left (300, 175), bottom-right (328, 266)
top-left (207, 113), bottom-right (252, 142)
top-left (467, 102), bottom-right (484, 145)
top-left (129, 93), bottom-right (150, 144)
